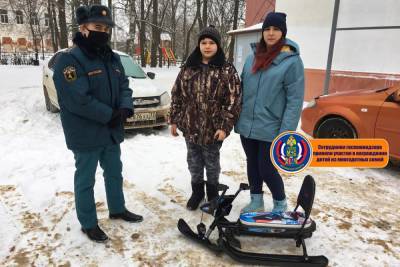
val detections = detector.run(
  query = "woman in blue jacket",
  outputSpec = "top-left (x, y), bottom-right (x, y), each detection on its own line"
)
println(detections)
top-left (235, 12), bottom-right (305, 213)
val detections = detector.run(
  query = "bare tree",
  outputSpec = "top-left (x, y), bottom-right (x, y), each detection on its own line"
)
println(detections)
top-left (196, 0), bottom-right (202, 29)
top-left (183, 0), bottom-right (199, 62)
top-left (133, 0), bottom-right (154, 66)
top-left (9, 0), bottom-right (49, 59)
top-left (181, 0), bottom-right (187, 60)
top-left (51, 0), bottom-right (60, 50)
top-left (47, 0), bottom-right (58, 52)
top-left (201, 0), bottom-right (207, 27)
top-left (228, 0), bottom-right (240, 62)
top-left (139, 0), bottom-right (146, 66)
top-left (149, 0), bottom-right (170, 67)
top-left (150, 0), bottom-right (158, 67)
top-left (57, 0), bottom-right (68, 48)
top-left (125, 0), bottom-right (137, 55)
top-left (205, 0), bottom-right (245, 55)
top-left (108, 0), bottom-right (113, 44)
top-left (56, 0), bottom-right (245, 65)
top-left (169, 0), bottom-right (180, 56)
top-left (158, 0), bottom-right (170, 67)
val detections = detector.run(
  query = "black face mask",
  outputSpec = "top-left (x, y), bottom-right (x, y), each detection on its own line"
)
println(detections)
top-left (86, 30), bottom-right (110, 47)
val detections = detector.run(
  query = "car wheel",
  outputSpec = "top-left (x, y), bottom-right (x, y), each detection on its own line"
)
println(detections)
top-left (316, 117), bottom-right (357, 138)
top-left (43, 86), bottom-right (59, 113)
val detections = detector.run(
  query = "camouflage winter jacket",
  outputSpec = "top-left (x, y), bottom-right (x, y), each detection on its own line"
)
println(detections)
top-left (169, 47), bottom-right (242, 145)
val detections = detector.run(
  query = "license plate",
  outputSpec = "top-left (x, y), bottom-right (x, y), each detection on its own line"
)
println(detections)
top-left (127, 112), bottom-right (156, 122)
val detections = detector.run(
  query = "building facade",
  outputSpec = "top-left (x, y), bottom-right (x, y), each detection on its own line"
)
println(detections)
top-left (0, 0), bottom-right (53, 53)
top-left (233, 0), bottom-right (400, 100)
top-left (245, 0), bottom-right (275, 27)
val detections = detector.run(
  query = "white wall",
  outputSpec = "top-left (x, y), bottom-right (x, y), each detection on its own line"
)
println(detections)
top-left (276, 0), bottom-right (400, 74)
top-left (275, 0), bottom-right (335, 70)
top-left (337, 0), bottom-right (400, 28)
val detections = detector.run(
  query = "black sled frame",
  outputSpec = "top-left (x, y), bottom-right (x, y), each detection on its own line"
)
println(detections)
top-left (177, 175), bottom-right (328, 266)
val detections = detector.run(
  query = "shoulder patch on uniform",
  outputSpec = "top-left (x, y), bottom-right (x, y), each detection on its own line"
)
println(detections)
top-left (63, 66), bottom-right (77, 82)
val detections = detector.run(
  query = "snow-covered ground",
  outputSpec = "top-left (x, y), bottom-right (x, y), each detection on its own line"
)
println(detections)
top-left (0, 65), bottom-right (399, 267)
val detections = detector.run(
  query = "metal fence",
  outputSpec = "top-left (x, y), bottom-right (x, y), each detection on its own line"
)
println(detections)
top-left (0, 52), bottom-right (52, 65)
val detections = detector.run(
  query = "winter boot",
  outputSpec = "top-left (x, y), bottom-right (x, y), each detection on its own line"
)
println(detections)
top-left (109, 209), bottom-right (143, 222)
top-left (205, 182), bottom-right (219, 201)
top-left (240, 193), bottom-right (265, 214)
top-left (81, 225), bottom-right (109, 243)
top-left (186, 182), bottom-right (205, 210)
top-left (272, 198), bottom-right (288, 213)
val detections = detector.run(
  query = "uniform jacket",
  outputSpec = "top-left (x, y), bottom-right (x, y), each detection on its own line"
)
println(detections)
top-left (53, 33), bottom-right (133, 150)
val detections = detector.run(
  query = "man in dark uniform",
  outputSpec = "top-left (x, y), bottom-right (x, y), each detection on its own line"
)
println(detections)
top-left (53, 4), bottom-right (143, 243)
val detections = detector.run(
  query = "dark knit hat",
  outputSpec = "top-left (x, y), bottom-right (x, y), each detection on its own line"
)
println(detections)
top-left (262, 12), bottom-right (287, 37)
top-left (76, 5), bottom-right (115, 27)
top-left (198, 25), bottom-right (221, 47)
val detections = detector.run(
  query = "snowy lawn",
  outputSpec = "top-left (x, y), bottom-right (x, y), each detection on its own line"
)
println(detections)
top-left (0, 65), bottom-right (399, 266)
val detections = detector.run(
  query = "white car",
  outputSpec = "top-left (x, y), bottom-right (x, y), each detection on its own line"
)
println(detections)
top-left (42, 50), bottom-right (170, 129)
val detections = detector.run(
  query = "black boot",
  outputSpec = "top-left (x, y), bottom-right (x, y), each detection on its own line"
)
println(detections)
top-left (109, 209), bottom-right (143, 222)
top-left (186, 182), bottom-right (205, 210)
top-left (206, 182), bottom-right (219, 201)
top-left (81, 225), bottom-right (109, 243)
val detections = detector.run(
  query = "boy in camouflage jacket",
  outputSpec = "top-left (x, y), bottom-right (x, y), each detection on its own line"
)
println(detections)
top-left (169, 25), bottom-right (242, 210)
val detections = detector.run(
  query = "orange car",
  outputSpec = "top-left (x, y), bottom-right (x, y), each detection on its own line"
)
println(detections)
top-left (301, 85), bottom-right (400, 162)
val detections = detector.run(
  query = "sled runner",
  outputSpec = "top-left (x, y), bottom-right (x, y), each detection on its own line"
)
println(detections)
top-left (177, 175), bottom-right (328, 267)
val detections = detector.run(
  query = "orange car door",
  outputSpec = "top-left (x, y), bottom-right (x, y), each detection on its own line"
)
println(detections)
top-left (375, 97), bottom-right (400, 159)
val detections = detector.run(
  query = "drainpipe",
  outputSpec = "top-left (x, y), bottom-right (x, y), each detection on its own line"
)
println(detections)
top-left (323, 0), bottom-right (340, 95)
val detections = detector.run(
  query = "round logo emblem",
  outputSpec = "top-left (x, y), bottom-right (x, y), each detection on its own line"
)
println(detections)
top-left (270, 131), bottom-right (312, 173)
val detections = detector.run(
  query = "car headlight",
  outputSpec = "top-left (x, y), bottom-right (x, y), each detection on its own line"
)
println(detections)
top-left (306, 99), bottom-right (317, 108)
top-left (160, 91), bottom-right (171, 106)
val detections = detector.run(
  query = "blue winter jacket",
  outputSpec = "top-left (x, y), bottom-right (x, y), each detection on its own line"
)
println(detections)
top-left (234, 38), bottom-right (305, 142)
top-left (53, 45), bottom-right (133, 150)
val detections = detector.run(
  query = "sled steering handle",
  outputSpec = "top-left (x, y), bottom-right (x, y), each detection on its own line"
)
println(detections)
top-left (217, 184), bottom-right (229, 197)
top-left (217, 183), bottom-right (250, 199)
top-left (232, 183), bottom-right (250, 199)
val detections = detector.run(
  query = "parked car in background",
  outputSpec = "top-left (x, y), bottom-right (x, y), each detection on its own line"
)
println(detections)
top-left (301, 86), bottom-right (400, 162)
top-left (42, 50), bottom-right (170, 129)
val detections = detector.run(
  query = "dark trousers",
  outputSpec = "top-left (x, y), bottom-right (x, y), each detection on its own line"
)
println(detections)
top-left (72, 144), bottom-right (125, 229)
top-left (185, 139), bottom-right (222, 185)
top-left (240, 135), bottom-right (285, 200)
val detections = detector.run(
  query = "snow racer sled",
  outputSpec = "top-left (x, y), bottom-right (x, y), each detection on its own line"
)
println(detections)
top-left (177, 175), bottom-right (329, 266)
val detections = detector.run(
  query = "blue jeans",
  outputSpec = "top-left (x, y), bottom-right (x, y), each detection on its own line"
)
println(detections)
top-left (240, 136), bottom-right (285, 200)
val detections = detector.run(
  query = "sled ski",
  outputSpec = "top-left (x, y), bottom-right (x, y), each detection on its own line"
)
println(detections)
top-left (177, 175), bottom-right (329, 267)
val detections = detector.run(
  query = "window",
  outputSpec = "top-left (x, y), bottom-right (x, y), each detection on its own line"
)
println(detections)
top-left (0, 9), bottom-right (8, 24)
top-left (120, 55), bottom-right (147, 78)
top-left (30, 13), bottom-right (38, 25)
top-left (44, 13), bottom-right (49, 26)
top-left (16, 10), bottom-right (23, 24)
